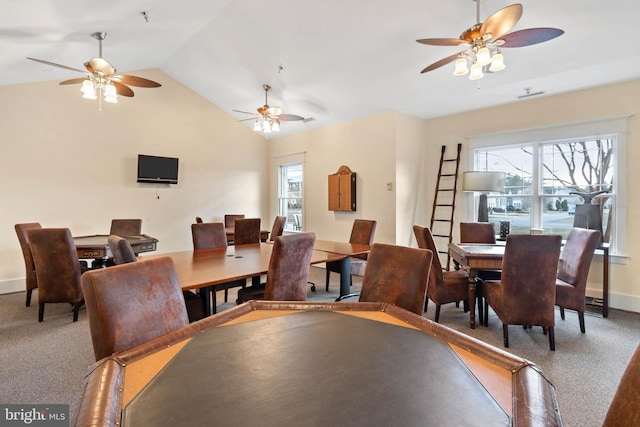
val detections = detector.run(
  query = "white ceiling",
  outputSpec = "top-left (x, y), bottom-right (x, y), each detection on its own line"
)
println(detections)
top-left (4, 0), bottom-right (639, 138)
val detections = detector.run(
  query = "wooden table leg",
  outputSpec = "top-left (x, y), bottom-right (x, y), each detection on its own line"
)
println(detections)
top-left (468, 271), bottom-right (478, 329)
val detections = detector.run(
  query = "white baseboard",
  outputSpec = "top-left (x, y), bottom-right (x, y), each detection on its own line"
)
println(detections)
top-left (0, 278), bottom-right (25, 295)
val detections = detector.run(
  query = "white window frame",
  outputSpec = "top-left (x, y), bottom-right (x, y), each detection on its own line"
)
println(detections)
top-left (467, 116), bottom-right (629, 257)
top-left (275, 152), bottom-right (306, 233)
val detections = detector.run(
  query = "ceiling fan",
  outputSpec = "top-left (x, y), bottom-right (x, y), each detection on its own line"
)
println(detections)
top-left (417, 1), bottom-right (564, 79)
top-left (27, 32), bottom-right (161, 107)
top-left (233, 84), bottom-right (304, 133)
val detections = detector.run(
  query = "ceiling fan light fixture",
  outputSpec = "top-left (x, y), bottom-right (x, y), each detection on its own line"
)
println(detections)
top-left (81, 79), bottom-right (97, 99)
top-left (469, 61), bottom-right (484, 80)
top-left (104, 82), bottom-right (118, 104)
top-left (271, 119), bottom-right (280, 132)
top-left (475, 46), bottom-right (492, 66)
top-left (489, 51), bottom-right (505, 72)
top-left (253, 119), bottom-right (262, 132)
top-left (453, 57), bottom-right (469, 76)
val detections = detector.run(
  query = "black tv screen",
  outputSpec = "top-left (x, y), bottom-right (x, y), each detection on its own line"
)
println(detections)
top-left (137, 154), bottom-right (179, 184)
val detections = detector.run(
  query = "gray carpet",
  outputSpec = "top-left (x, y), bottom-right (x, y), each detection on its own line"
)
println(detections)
top-left (1, 266), bottom-right (638, 426)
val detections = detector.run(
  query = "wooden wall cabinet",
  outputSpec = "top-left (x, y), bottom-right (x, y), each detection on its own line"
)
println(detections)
top-left (328, 165), bottom-right (356, 211)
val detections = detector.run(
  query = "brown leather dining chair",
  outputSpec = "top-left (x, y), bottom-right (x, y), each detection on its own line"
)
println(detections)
top-left (483, 235), bottom-right (562, 351)
top-left (603, 343), bottom-right (640, 426)
top-left (14, 222), bottom-right (42, 307)
top-left (269, 216), bottom-right (287, 241)
top-left (191, 222), bottom-right (228, 249)
top-left (81, 256), bottom-right (190, 361)
top-left (459, 221), bottom-right (500, 281)
top-left (413, 225), bottom-right (470, 322)
top-left (233, 218), bottom-right (261, 245)
top-left (109, 219), bottom-right (142, 236)
top-left (236, 233), bottom-right (317, 303)
top-left (325, 219), bottom-right (377, 291)
top-left (556, 227), bottom-right (601, 333)
top-left (195, 216), bottom-right (204, 224)
top-left (27, 228), bottom-right (84, 322)
top-left (459, 222), bottom-right (497, 244)
top-left (108, 235), bottom-right (137, 265)
top-left (191, 221), bottom-right (240, 312)
top-left (357, 243), bottom-right (433, 316)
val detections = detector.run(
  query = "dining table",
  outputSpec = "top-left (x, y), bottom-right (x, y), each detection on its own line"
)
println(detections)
top-left (72, 301), bottom-right (562, 427)
top-left (142, 241), bottom-right (358, 315)
top-left (449, 240), bottom-right (610, 329)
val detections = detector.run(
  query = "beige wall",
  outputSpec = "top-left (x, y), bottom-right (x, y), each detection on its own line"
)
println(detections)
top-left (269, 112), bottom-right (398, 244)
top-left (1, 69), bottom-right (268, 294)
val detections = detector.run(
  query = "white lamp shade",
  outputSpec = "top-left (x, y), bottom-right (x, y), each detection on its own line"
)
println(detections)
top-left (462, 171), bottom-right (506, 192)
top-left (489, 52), bottom-right (505, 72)
top-left (453, 57), bottom-right (469, 76)
top-left (469, 62), bottom-right (484, 80)
top-left (476, 47), bottom-right (491, 66)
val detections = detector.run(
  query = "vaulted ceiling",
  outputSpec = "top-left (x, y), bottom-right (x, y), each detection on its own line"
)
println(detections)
top-left (4, 0), bottom-right (639, 137)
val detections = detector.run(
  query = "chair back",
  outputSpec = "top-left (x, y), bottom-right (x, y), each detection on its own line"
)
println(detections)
top-left (499, 235), bottom-right (562, 326)
top-left (224, 214), bottom-right (245, 229)
top-left (557, 228), bottom-right (601, 289)
top-left (269, 216), bottom-right (287, 241)
top-left (413, 225), bottom-right (445, 294)
top-left (27, 228), bottom-right (83, 304)
top-left (349, 219), bottom-right (377, 245)
top-left (359, 243), bottom-right (432, 315)
top-left (108, 235), bottom-right (137, 265)
top-left (603, 343), bottom-right (640, 426)
top-left (234, 218), bottom-right (261, 245)
top-left (15, 222), bottom-right (42, 294)
top-left (195, 216), bottom-right (203, 224)
top-left (81, 256), bottom-right (189, 361)
top-left (265, 233), bottom-right (316, 301)
top-left (460, 222), bottom-right (496, 244)
top-left (109, 219), bottom-right (142, 236)
top-left (191, 222), bottom-right (228, 250)
top-left (349, 219), bottom-right (376, 260)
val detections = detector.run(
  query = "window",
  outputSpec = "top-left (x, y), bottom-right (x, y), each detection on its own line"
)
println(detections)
top-left (278, 162), bottom-right (303, 232)
top-left (468, 117), bottom-right (628, 255)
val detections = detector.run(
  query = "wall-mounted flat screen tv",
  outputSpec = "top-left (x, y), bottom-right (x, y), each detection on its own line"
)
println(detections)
top-left (137, 154), bottom-right (179, 184)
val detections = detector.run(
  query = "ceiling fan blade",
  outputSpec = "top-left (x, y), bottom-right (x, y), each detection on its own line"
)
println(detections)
top-left (480, 4), bottom-right (523, 40)
top-left (278, 114), bottom-right (305, 122)
top-left (115, 75), bottom-right (162, 88)
top-left (233, 109), bottom-right (258, 115)
top-left (112, 81), bottom-right (134, 97)
top-left (26, 57), bottom-right (86, 74)
top-left (498, 28), bottom-right (564, 48)
top-left (238, 118), bottom-right (257, 122)
top-left (86, 57), bottom-right (115, 76)
top-left (416, 38), bottom-right (467, 46)
top-left (59, 78), bottom-right (87, 85)
top-left (420, 52), bottom-right (461, 73)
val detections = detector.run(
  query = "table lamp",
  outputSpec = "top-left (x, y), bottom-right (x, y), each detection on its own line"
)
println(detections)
top-left (463, 171), bottom-right (506, 222)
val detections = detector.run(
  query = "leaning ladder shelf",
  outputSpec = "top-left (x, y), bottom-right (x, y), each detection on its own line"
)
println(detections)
top-left (430, 143), bottom-right (462, 271)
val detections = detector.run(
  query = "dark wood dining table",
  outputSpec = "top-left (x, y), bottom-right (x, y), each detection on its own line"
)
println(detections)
top-left (143, 242), bottom-right (349, 316)
top-left (449, 240), bottom-right (610, 329)
top-left (73, 301), bottom-right (562, 427)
